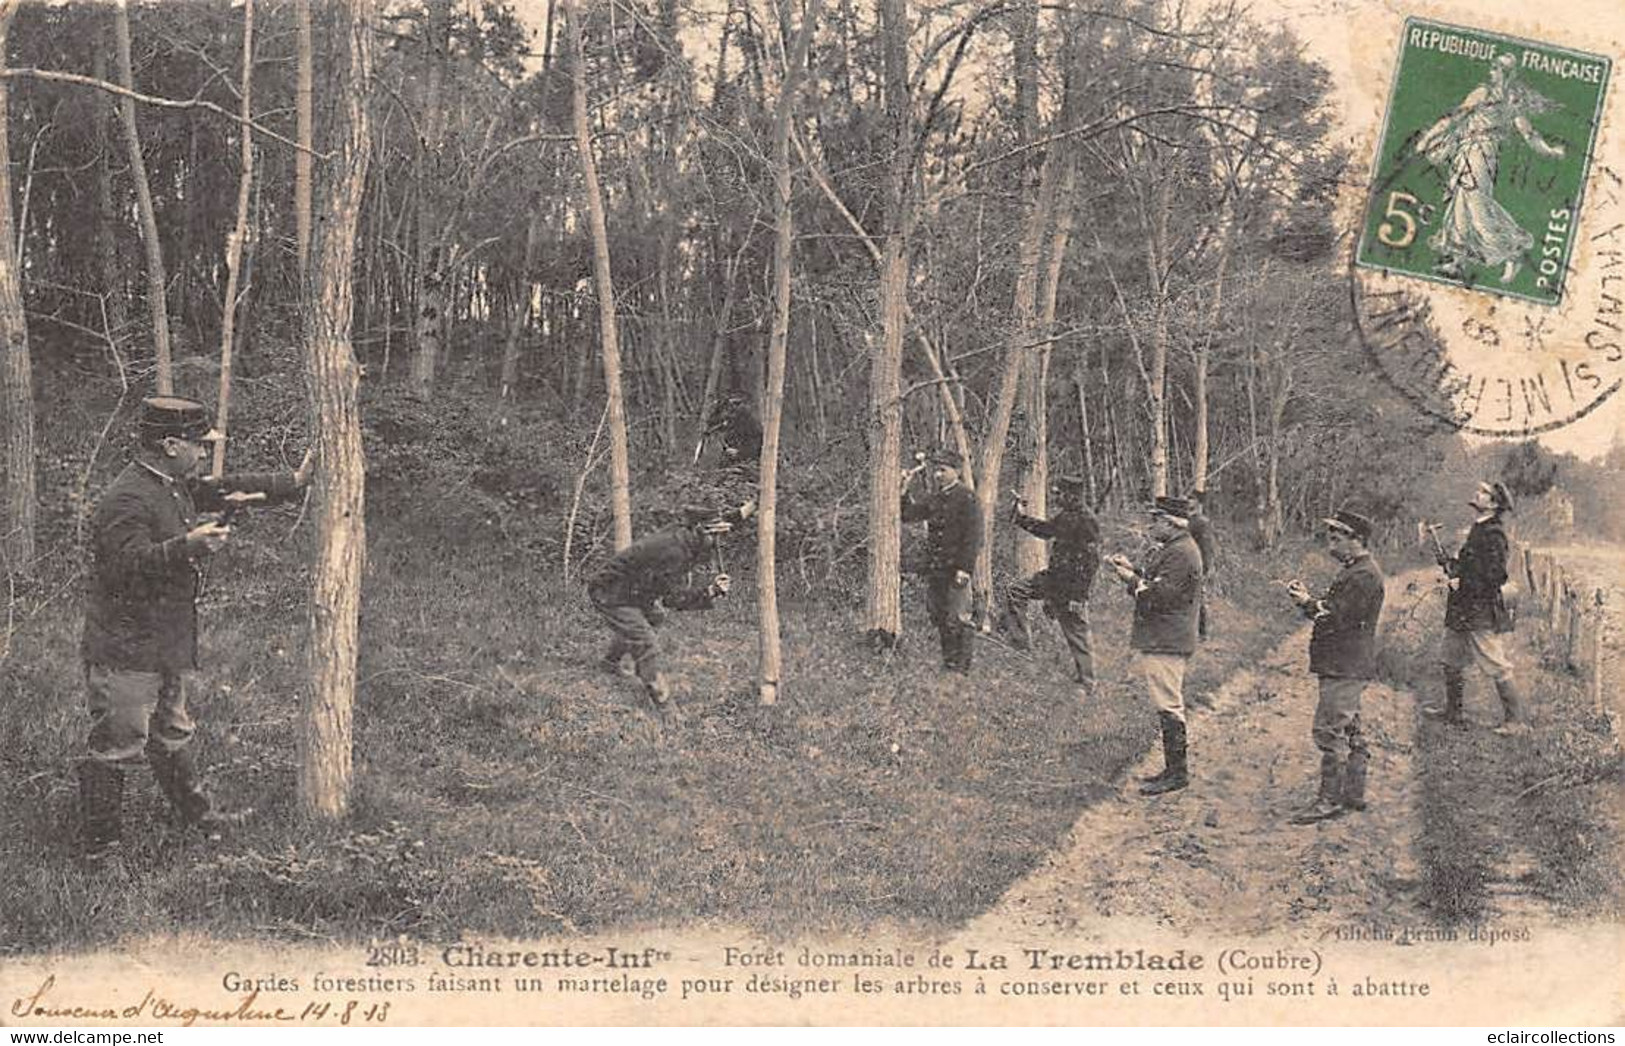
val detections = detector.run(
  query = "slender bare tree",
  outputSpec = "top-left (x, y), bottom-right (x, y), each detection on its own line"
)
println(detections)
top-left (0, 0), bottom-right (34, 580)
top-left (300, 0), bottom-right (376, 820)
top-left (566, 0), bottom-right (632, 549)
top-left (212, 0), bottom-right (257, 479)
top-left (112, 0), bottom-right (172, 394)
top-left (758, 0), bottom-right (820, 705)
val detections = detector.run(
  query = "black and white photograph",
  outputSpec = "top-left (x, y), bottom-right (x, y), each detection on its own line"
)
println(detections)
top-left (0, 0), bottom-right (1619, 1027)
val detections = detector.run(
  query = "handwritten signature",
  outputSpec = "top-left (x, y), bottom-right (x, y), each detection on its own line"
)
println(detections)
top-left (11, 976), bottom-right (389, 1027)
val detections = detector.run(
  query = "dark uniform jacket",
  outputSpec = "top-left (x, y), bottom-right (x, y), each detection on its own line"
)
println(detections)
top-left (902, 483), bottom-right (982, 577)
top-left (1013, 506), bottom-right (1100, 600)
top-left (1128, 532), bottom-right (1203, 655)
top-left (587, 506), bottom-right (748, 611)
top-left (1444, 515), bottom-right (1513, 633)
top-left (1187, 511), bottom-right (1216, 578)
top-left (82, 461), bottom-right (301, 673)
top-left (1306, 552), bottom-right (1386, 679)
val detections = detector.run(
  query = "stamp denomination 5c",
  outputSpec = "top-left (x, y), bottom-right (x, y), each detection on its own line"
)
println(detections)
top-left (1357, 19), bottom-right (1611, 306)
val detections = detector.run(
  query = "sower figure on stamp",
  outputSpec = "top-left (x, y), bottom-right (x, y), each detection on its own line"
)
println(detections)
top-left (999, 475), bottom-right (1100, 694)
top-left (587, 500), bottom-right (755, 708)
top-left (1186, 490), bottom-right (1217, 641)
top-left (1423, 480), bottom-right (1528, 735)
top-left (902, 449), bottom-right (982, 674)
top-left (1285, 510), bottom-right (1386, 825)
top-left (1107, 496), bottom-right (1204, 796)
top-left (79, 397), bottom-right (314, 867)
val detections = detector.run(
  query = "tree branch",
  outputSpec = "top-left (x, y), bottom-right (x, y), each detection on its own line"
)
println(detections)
top-left (0, 66), bottom-right (325, 157)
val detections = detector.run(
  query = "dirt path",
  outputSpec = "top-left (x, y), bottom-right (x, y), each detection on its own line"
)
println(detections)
top-left (959, 575), bottom-right (1433, 944)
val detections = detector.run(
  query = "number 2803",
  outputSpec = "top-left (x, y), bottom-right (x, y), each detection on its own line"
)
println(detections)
top-left (366, 943), bottom-right (420, 966)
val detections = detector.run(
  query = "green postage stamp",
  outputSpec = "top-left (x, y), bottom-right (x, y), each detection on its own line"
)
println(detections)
top-left (1357, 19), bottom-right (1612, 305)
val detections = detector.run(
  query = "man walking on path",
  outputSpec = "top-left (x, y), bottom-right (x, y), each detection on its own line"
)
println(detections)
top-left (1286, 510), bottom-right (1386, 824)
top-left (902, 449), bottom-right (982, 674)
top-left (587, 500), bottom-right (754, 708)
top-left (1108, 496), bottom-right (1204, 796)
top-left (1000, 475), bottom-right (1101, 692)
top-left (80, 396), bottom-right (313, 867)
top-left (1423, 480), bottom-right (1528, 735)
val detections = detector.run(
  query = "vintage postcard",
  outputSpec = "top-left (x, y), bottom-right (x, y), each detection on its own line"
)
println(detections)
top-left (1, 0), bottom-right (1621, 1030)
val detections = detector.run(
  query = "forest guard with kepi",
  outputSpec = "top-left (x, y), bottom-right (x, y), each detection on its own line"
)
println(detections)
top-left (901, 449), bottom-right (982, 674)
top-left (77, 397), bottom-right (315, 870)
top-left (999, 474), bottom-right (1101, 694)
top-left (1283, 510), bottom-right (1386, 825)
top-left (586, 499), bottom-right (755, 709)
top-left (1422, 480), bottom-right (1530, 735)
top-left (1107, 496), bottom-right (1204, 796)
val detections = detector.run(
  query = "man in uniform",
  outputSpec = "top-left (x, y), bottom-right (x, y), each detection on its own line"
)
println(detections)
top-left (902, 449), bottom-right (982, 673)
top-left (1285, 509), bottom-right (1386, 824)
top-left (1000, 475), bottom-right (1100, 691)
top-left (1423, 480), bottom-right (1527, 735)
top-left (79, 396), bottom-right (313, 865)
top-left (587, 500), bottom-right (755, 707)
top-left (1107, 496), bottom-right (1203, 795)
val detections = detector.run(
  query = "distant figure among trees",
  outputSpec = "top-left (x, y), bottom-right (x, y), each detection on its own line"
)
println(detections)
top-left (705, 393), bottom-right (762, 470)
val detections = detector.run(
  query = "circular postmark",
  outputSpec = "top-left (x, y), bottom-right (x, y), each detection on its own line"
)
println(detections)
top-left (1350, 18), bottom-right (1624, 437)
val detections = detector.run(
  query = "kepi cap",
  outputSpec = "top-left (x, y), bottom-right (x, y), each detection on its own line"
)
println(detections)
top-left (139, 396), bottom-right (223, 443)
top-left (1055, 474), bottom-right (1088, 493)
top-left (1322, 509), bottom-right (1374, 544)
top-left (1151, 495), bottom-right (1194, 523)
top-left (927, 448), bottom-right (964, 470)
top-left (1480, 480), bottom-right (1515, 514)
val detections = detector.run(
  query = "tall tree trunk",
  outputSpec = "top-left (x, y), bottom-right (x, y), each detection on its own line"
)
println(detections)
top-left (973, 142), bottom-right (1057, 620)
top-left (300, 0), bottom-right (375, 821)
top-left (91, 39), bottom-right (129, 344)
top-left (499, 205), bottom-right (542, 401)
top-left (294, 0), bottom-right (313, 281)
top-left (0, 0), bottom-right (35, 580)
top-left (1146, 176), bottom-right (1173, 498)
top-left (865, 0), bottom-right (909, 646)
top-left (1015, 162), bottom-right (1077, 575)
top-left (212, 0), bottom-right (256, 479)
top-left (409, 0), bottom-right (450, 397)
top-left (567, 0), bottom-right (631, 549)
top-left (1191, 219), bottom-right (1232, 495)
top-left (1074, 364), bottom-right (1095, 504)
top-left (113, 0), bottom-right (173, 394)
top-left (758, 0), bottom-right (819, 706)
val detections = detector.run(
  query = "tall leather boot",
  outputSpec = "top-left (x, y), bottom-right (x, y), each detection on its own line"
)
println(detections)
top-left (1493, 679), bottom-right (1530, 735)
top-left (153, 745), bottom-right (251, 830)
top-left (1291, 756), bottom-right (1346, 824)
top-left (78, 761), bottom-right (124, 865)
top-left (1422, 668), bottom-right (1465, 723)
top-left (1141, 714), bottom-right (1189, 795)
top-left (1342, 746), bottom-right (1369, 812)
top-left (999, 601), bottom-right (1033, 652)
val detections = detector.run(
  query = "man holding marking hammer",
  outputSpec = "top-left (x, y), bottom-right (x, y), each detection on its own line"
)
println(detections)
top-left (587, 499), bottom-right (755, 708)
top-left (902, 449), bottom-right (982, 674)
top-left (79, 396), bottom-right (313, 868)
top-left (1423, 480), bottom-right (1527, 735)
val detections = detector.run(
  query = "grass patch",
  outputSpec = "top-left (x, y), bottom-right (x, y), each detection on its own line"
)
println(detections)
top-left (1379, 577), bottom-right (1623, 925)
